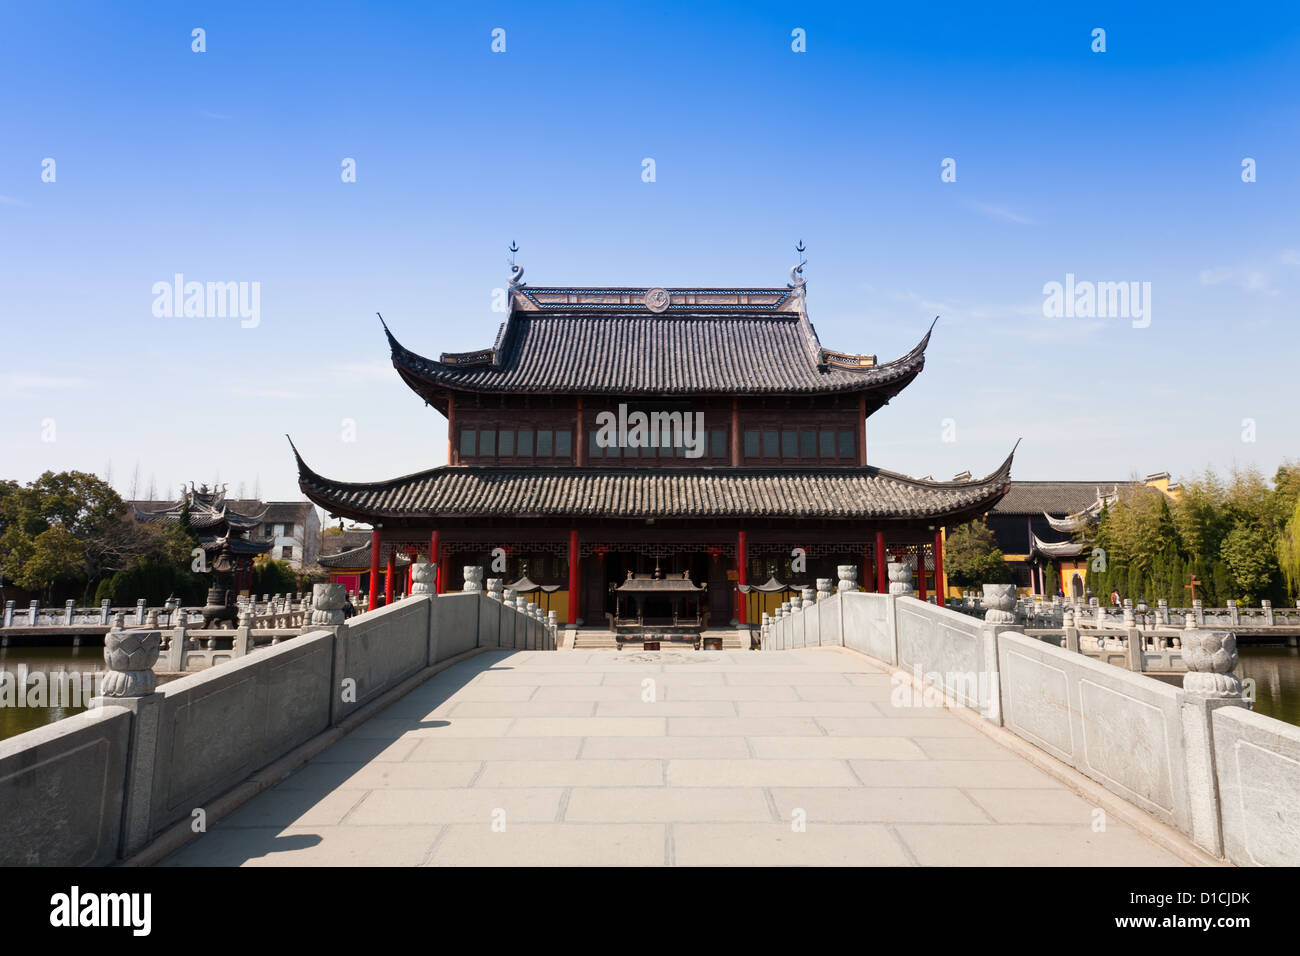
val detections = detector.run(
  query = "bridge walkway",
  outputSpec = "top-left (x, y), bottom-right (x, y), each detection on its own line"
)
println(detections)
top-left (162, 647), bottom-right (1192, 866)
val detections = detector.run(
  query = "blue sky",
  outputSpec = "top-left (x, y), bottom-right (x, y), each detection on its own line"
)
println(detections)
top-left (1, 0), bottom-right (1297, 506)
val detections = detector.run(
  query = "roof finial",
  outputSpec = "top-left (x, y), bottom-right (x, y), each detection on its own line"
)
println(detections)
top-left (507, 241), bottom-right (525, 291)
top-left (789, 240), bottom-right (807, 289)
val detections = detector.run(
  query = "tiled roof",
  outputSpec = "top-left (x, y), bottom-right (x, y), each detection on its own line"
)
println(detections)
top-left (261, 501), bottom-right (315, 524)
top-left (1030, 533), bottom-right (1085, 558)
top-left (991, 481), bottom-right (1132, 516)
top-left (321, 529), bottom-right (372, 556)
top-left (290, 442), bottom-right (1014, 524)
top-left (383, 302), bottom-right (932, 408)
top-left (318, 541), bottom-right (411, 569)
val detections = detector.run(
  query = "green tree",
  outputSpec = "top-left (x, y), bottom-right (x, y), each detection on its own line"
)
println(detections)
top-left (944, 520), bottom-right (1013, 587)
top-left (1221, 524), bottom-right (1276, 604)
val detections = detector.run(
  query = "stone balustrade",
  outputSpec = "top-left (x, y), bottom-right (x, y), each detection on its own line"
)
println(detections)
top-left (0, 582), bottom-right (553, 866)
top-left (762, 580), bottom-right (1299, 867)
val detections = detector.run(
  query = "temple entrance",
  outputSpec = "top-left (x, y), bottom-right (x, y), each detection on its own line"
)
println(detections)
top-left (585, 548), bottom-right (732, 628)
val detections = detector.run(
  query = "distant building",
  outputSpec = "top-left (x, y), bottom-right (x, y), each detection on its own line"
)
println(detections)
top-left (984, 472), bottom-right (1181, 598)
top-left (129, 491), bottom-right (322, 571)
top-left (319, 529), bottom-right (407, 601)
top-left (256, 501), bottom-right (322, 569)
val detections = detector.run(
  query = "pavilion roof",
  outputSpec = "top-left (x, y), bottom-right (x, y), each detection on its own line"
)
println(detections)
top-left (318, 540), bottom-right (412, 569)
top-left (1030, 533), bottom-right (1086, 559)
top-left (133, 484), bottom-right (269, 531)
top-left (289, 440), bottom-right (1015, 525)
top-left (382, 289), bottom-right (932, 412)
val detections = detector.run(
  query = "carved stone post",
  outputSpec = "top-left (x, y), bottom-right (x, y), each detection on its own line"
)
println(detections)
top-left (463, 566), bottom-right (484, 593)
top-left (486, 578), bottom-right (503, 601)
top-left (887, 562), bottom-right (914, 597)
top-left (1157, 599), bottom-right (1169, 625)
top-left (101, 619), bottom-right (161, 698)
top-left (2, 600), bottom-right (13, 628)
top-left (815, 578), bottom-right (833, 602)
top-left (410, 562), bottom-right (437, 596)
top-left (100, 598), bottom-right (111, 625)
top-left (503, 587), bottom-right (517, 606)
top-left (836, 565), bottom-right (858, 593)
top-left (64, 599), bottom-right (75, 625)
top-left (800, 587), bottom-right (816, 609)
top-left (1122, 600), bottom-right (1136, 628)
top-left (1193, 599), bottom-right (1204, 626)
top-left (1180, 627), bottom-right (1248, 856)
top-left (1182, 630), bottom-right (1243, 699)
top-left (1227, 600), bottom-right (1240, 626)
top-left (93, 618), bottom-right (164, 857)
top-left (1262, 599), bottom-right (1273, 626)
top-left (982, 583), bottom-right (1017, 625)
top-left (311, 583), bottom-right (348, 626)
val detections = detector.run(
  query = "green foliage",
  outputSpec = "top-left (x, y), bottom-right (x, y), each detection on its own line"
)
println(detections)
top-left (945, 520), bottom-right (1014, 587)
top-left (1085, 463), bottom-right (1294, 606)
top-left (97, 561), bottom-right (208, 607)
top-left (252, 557), bottom-right (299, 597)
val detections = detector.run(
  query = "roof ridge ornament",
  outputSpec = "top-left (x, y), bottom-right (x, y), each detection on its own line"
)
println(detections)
top-left (507, 241), bottom-right (525, 292)
top-left (788, 239), bottom-right (807, 290)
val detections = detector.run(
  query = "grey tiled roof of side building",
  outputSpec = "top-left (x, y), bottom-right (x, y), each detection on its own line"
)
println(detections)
top-left (991, 481), bottom-right (1134, 516)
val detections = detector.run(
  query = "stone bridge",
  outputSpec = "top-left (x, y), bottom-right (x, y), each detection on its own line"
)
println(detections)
top-left (2, 572), bottom-right (1297, 868)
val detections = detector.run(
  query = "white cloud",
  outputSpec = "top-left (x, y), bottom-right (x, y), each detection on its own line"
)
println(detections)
top-left (1, 373), bottom-right (86, 394)
top-left (1198, 266), bottom-right (1275, 294)
top-left (964, 200), bottom-right (1034, 225)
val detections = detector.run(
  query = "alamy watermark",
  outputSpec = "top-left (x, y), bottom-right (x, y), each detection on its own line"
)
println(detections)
top-left (0, 667), bottom-right (102, 709)
top-left (1042, 273), bottom-right (1151, 328)
top-left (594, 403), bottom-right (705, 458)
top-left (152, 274), bottom-right (260, 328)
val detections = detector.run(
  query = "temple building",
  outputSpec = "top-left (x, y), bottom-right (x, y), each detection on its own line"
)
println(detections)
top-left (986, 472), bottom-right (1181, 598)
top-left (132, 483), bottom-right (273, 597)
top-left (289, 258), bottom-right (1016, 627)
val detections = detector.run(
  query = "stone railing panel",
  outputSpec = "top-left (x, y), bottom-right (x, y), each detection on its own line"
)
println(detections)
top-left (841, 592), bottom-right (895, 663)
top-left (149, 632), bottom-right (334, 836)
top-left (432, 592), bottom-right (482, 661)
top-left (1211, 707), bottom-right (1300, 866)
top-left (334, 597), bottom-right (431, 721)
top-left (998, 630), bottom-right (1191, 835)
top-left (0, 705), bottom-right (133, 866)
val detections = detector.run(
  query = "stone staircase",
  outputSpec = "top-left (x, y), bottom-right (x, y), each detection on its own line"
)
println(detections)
top-left (569, 628), bottom-right (752, 651)
top-left (701, 629), bottom-right (751, 651)
top-left (572, 629), bottom-right (620, 650)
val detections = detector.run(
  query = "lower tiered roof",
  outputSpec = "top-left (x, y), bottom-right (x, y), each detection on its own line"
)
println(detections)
top-left (289, 441), bottom-right (1015, 526)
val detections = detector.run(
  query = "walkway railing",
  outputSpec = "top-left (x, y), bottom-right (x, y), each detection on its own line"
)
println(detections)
top-left (0, 569), bottom-right (555, 866)
top-left (762, 567), bottom-right (1300, 868)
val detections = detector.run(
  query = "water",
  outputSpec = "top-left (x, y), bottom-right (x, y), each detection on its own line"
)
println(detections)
top-left (1239, 646), bottom-right (1300, 727)
top-left (0, 645), bottom-right (104, 742)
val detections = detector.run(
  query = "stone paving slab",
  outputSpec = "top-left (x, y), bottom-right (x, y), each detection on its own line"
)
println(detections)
top-left (163, 648), bottom-right (1191, 867)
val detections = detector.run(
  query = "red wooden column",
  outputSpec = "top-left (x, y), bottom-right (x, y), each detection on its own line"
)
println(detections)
top-left (875, 530), bottom-right (887, 594)
top-left (934, 529), bottom-right (946, 605)
top-left (385, 550), bottom-right (395, 605)
top-left (430, 529), bottom-right (441, 594)
top-left (736, 529), bottom-right (748, 624)
top-left (568, 530), bottom-right (580, 625)
top-left (368, 528), bottom-right (381, 610)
